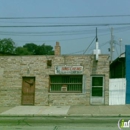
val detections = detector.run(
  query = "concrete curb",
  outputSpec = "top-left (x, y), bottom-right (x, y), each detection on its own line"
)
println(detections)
top-left (0, 116), bottom-right (130, 124)
top-left (0, 114), bottom-right (130, 117)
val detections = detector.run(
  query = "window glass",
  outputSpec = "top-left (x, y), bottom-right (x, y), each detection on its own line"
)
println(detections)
top-left (92, 87), bottom-right (102, 96)
top-left (50, 75), bottom-right (82, 93)
top-left (92, 77), bottom-right (103, 86)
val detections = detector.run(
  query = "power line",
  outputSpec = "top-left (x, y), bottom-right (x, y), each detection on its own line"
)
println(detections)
top-left (0, 33), bottom-right (115, 43)
top-left (67, 40), bottom-right (110, 55)
top-left (1, 26), bottom-right (130, 36)
top-left (87, 40), bottom-right (110, 53)
top-left (68, 50), bottom-right (85, 54)
top-left (0, 23), bottom-right (130, 28)
top-left (83, 37), bottom-right (96, 54)
top-left (0, 29), bottom-right (96, 36)
top-left (115, 44), bottom-right (119, 57)
top-left (0, 15), bottom-right (130, 19)
top-left (0, 26), bottom-right (128, 33)
top-left (0, 32), bottom-right (89, 36)
top-left (100, 41), bottom-right (110, 47)
top-left (13, 35), bottom-right (96, 43)
top-left (0, 29), bottom-right (95, 34)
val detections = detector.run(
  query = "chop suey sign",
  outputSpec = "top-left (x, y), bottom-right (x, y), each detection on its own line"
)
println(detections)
top-left (55, 66), bottom-right (83, 74)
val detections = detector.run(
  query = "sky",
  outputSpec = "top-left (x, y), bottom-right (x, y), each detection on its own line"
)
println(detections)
top-left (0, 0), bottom-right (130, 60)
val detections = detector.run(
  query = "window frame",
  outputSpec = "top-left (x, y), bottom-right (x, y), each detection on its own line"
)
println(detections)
top-left (49, 75), bottom-right (83, 93)
top-left (91, 75), bottom-right (104, 97)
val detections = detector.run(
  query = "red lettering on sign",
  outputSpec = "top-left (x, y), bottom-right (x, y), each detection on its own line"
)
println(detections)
top-left (77, 67), bottom-right (81, 70)
top-left (71, 67), bottom-right (81, 71)
top-left (71, 67), bottom-right (76, 70)
top-left (62, 67), bottom-right (70, 71)
top-left (61, 66), bottom-right (82, 71)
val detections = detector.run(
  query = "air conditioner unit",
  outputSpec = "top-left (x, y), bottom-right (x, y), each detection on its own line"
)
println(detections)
top-left (61, 85), bottom-right (67, 92)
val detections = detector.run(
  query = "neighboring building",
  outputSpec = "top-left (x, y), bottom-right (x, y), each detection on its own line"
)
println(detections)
top-left (126, 45), bottom-right (130, 104)
top-left (110, 52), bottom-right (125, 78)
top-left (110, 45), bottom-right (130, 105)
top-left (109, 52), bottom-right (127, 105)
top-left (109, 52), bottom-right (126, 105)
top-left (0, 42), bottom-right (109, 106)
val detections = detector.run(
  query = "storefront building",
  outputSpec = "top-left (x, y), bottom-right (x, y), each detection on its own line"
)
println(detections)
top-left (0, 42), bottom-right (109, 106)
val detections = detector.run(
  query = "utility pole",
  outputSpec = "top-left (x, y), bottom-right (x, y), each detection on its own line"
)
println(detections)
top-left (110, 28), bottom-right (114, 63)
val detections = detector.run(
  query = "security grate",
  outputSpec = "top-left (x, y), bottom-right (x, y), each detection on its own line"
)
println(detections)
top-left (50, 75), bottom-right (82, 93)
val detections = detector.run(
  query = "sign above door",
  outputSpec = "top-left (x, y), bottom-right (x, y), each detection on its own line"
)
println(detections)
top-left (55, 66), bottom-right (83, 74)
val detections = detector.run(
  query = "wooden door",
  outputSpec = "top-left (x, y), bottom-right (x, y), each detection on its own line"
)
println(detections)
top-left (22, 77), bottom-right (35, 105)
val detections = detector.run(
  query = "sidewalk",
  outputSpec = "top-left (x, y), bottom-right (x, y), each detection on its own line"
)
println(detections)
top-left (0, 105), bottom-right (130, 117)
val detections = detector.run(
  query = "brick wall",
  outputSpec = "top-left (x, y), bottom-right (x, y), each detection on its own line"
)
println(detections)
top-left (0, 54), bottom-right (109, 106)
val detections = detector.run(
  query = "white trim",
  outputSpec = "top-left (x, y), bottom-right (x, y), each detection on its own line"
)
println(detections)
top-left (90, 75), bottom-right (104, 104)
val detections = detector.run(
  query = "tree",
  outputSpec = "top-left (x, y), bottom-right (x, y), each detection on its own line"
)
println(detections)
top-left (0, 38), bottom-right (54, 55)
top-left (23, 43), bottom-right (54, 55)
top-left (15, 47), bottom-right (32, 55)
top-left (35, 44), bottom-right (46, 55)
top-left (0, 38), bottom-right (16, 53)
top-left (23, 43), bottom-right (38, 55)
top-left (44, 45), bottom-right (54, 55)
top-left (35, 44), bottom-right (54, 55)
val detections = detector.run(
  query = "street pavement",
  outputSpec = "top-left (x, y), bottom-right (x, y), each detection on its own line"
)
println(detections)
top-left (0, 124), bottom-right (119, 130)
top-left (0, 105), bottom-right (130, 117)
top-left (0, 105), bottom-right (130, 130)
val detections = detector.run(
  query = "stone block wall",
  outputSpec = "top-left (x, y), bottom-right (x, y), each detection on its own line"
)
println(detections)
top-left (0, 54), bottom-right (109, 106)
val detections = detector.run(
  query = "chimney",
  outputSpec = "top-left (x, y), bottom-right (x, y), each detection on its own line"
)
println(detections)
top-left (55, 42), bottom-right (61, 55)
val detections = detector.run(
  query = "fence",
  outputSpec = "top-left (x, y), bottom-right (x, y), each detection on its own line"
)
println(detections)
top-left (109, 78), bottom-right (126, 105)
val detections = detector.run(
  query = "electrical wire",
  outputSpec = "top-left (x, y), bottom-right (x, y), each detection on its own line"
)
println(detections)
top-left (0, 23), bottom-right (130, 27)
top-left (83, 37), bottom-right (96, 54)
top-left (87, 41), bottom-right (110, 53)
top-left (68, 50), bottom-right (85, 54)
top-left (67, 40), bottom-right (110, 55)
top-left (0, 26), bottom-right (130, 36)
top-left (115, 44), bottom-right (119, 57)
top-left (1, 26), bottom-right (130, 37)
top-left (0, 15), bottom-right (130, 19)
